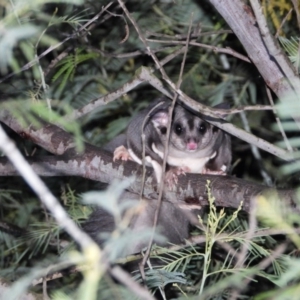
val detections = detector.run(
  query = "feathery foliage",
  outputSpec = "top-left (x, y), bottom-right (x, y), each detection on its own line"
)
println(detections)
top-left (0, 0), bottom-right (300, 299)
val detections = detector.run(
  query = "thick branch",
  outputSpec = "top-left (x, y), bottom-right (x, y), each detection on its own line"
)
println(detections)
top-left (0, 109), bottom-right (80, 156)
top-left (0, 105), bottom-right (296, 214)
top-left (0, 150), bottom-right (296, 214)
top-left (209, 0), bottom-right (300, 102)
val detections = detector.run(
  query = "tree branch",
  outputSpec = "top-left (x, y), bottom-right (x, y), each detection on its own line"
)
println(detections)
top-left (0, 150), bottom-right (296, 214)
top-left (209, 0), bottom-right (300, 126)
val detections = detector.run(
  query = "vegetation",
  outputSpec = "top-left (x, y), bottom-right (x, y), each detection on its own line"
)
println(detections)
top-left (0, 0), bottom-right (300, 299)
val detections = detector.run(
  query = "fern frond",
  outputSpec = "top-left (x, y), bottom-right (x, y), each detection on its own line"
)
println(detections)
top-left (279, 36), bottom-right (300, 72)
top-left (52, 48), bottom-right (99, 91)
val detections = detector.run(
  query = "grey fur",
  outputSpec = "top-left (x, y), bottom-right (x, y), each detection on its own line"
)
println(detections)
top-left (82, 192), bottom-right (189, 255)
top-left (103, 134), bottom-right (126, 152)
top-left (84, 99), bottom-right (231, 269)
top-left (125, 97), bottom-right (231, 177)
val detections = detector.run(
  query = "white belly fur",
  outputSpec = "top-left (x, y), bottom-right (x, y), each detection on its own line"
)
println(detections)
top-left (166, 155), bottom-right (211, 173)
top-left (152, 143), bottom-right (216, 173)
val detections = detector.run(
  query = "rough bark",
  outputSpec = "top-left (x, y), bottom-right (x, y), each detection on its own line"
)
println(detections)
top-left (209, 0), bottom-right (300, 102)
top-left (0, 0), bottom-right (299, 216)
top-left (0, 148), bottom-right (297, 214)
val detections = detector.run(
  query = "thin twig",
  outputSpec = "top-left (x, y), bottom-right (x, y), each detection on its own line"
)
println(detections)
top-left (139, 10), bottom-right (194, 281)
top-left (146, 39), bottom-right (251, 63)
top-left (265, 86), bottom-right (293, 152)
top-left (235, 195), bottom-right (257, 268)
top-left (291, 0), bottom-right (300, 29)
top-left (233, 85), bottom-right (273, 186)
top-left (145, 29), bottom-right (233, 39)
top-left (109, 266), bottom-right (155, 300)
top-left (88, 45), bottom-right (182, 59)
top-left (106, 7), bottom-right (129, 44)
top-left (275, 8), bottom-right (293, 38)
top-left (66, 46), bottom-right (186, 121)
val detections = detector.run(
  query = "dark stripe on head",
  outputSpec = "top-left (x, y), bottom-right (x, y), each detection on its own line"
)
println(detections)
top-left (187, 118), bottom-right (194, 130)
